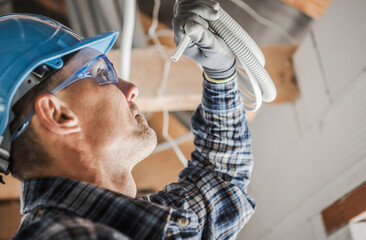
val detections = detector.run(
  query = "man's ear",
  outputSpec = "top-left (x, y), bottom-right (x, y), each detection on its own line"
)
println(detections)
top-left (34, 94), bottom-right (81, 135)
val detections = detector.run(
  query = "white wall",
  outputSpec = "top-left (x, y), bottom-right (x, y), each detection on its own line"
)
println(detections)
top-left (238, 0), bottom-right (366, 239)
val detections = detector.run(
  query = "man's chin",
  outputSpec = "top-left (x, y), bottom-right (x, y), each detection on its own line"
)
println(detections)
top-left (144, 128), bottom-right (158, 155)
top-left (134, 127), bottom-right (157, 164)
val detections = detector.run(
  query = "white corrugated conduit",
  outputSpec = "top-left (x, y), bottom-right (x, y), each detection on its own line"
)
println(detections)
top-left (149, 0), bottom-right (289, 164)
top-left (172, 7), bottom-right (278, 111)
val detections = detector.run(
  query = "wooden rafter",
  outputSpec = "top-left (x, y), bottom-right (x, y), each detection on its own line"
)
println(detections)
top-left (107, 45), bottom-right (299, 113)
top-left (281, 0), bottom-right (333, 19)
top-left (322, 182), bottom-right (366, 234)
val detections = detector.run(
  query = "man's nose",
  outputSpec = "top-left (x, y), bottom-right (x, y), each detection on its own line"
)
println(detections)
top-left (117, 78), bottom-right (139, 102)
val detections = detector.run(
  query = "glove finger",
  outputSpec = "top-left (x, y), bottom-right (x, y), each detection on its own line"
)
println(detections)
top-left (184, 21), bottom-right (215, 48)
top-left (175, 1), bottom-right (220, 21)
top-left (185, 21), bottom-right (234, 58)
top-left (172, 13), bottom-right (209, 44)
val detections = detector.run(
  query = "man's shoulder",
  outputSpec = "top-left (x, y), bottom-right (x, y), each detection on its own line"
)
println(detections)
top-left (12, 214), bottom-right (130, 240)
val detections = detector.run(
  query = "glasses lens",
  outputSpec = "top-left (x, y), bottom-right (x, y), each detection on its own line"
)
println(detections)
top-left (89, 56), bottom-right (118, 85)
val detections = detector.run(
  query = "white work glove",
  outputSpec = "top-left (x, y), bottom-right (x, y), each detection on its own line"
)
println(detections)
top-left (172, 0), bottom-right (236, 80)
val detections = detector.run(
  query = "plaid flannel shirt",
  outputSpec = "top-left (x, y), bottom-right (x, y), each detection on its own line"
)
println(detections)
top-left (12, 75), bottom-right (255, 240)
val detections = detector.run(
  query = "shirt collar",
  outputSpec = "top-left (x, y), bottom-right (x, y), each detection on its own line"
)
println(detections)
top-left (21, 177), bottom-right (171, 239)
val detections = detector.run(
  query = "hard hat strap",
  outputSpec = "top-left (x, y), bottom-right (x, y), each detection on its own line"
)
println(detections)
top-left (11, 71), bottom-right (50, 107)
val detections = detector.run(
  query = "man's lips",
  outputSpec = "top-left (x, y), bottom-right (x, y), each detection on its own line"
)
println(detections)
top-left (129, 102), bottom-right (148, 125)
top-left (129, 102), bottom-right (141, 117)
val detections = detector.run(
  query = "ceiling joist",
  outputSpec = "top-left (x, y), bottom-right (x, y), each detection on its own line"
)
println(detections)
top-left (281, 0), bottom-right (333, 19)
top-left (108, 45), bottom-right (299, 113)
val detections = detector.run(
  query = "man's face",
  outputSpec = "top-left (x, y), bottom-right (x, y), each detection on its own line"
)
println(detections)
top-left (58, 48), bottom-right (157, 171)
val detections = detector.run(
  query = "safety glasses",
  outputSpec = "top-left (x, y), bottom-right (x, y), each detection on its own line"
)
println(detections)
top-left (11, 54), bottom-right (119, 141)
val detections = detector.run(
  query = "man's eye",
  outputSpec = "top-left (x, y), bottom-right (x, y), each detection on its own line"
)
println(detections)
top-left (98, 69), bottom-right (107, 75)
top-left (97, 69), bottom-right (109, 80)
top-left (94, 68), bottom-right (104, 76)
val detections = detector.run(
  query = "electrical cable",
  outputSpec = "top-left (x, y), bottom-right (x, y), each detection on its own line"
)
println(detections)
top-left (149, 0), bottom-right (291, 156)
top-left (153, 132), bottom-right (194, 154)
top-left (120, 0), bottom-right (135, 81)
top-left (155, 29), bottom-right (175, 37)
top-left (149, 0), bottom-right (188, 167)
top-left (139, 0), bottom-right (297, 156)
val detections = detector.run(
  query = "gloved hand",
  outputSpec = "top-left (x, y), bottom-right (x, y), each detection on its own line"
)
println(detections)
top-left (172, 0), bottom-right (236, 80)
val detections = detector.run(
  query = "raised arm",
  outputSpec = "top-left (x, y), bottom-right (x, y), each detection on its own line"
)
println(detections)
top-left (141, 1), bottom-right (255, 239)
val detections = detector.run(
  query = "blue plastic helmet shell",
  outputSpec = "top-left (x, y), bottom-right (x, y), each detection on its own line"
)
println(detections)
top-left (0, 13), bottom-right (119, 137)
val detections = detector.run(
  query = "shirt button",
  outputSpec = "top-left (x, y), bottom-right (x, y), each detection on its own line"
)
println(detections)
top-left (177, 217), bottom-right (189, 227)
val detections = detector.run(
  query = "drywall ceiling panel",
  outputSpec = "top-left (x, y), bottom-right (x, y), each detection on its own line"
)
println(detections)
top-left (294, 34), bottom-right (331, 132)
top-left (312, 0), bottom-right (366, 100)
top-left (239, 71), bottom-right (366, 240)
top-left (327, 226), bottom-right (352, 240)
top-left (349, 222), bottom-right (366, 240)
top-left (240, 103), bottom-right (301, 239)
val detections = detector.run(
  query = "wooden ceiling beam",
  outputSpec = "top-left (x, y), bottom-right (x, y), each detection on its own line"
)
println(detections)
top-left (281, 0), bottom-right (333, 19)
top-left (108, 45), bottom-right (299, 113)
top-left (322, 182), bottom-right (366, 234)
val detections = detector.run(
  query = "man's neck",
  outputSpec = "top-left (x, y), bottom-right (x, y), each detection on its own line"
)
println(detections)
top-left (30, 152), bottom-right (138, 198)
top-left (91, 170), bottom-right (137, 197)
top-left (34, 134), bottom-right (138, 198)
top-left (32, 167), bottom-right (137, 198)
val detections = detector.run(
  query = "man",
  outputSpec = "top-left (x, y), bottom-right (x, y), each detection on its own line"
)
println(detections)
top-left (0, 0), bottom-right (255, 239)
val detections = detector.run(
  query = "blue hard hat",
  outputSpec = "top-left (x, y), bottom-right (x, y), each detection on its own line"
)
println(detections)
top-left (0, 13), bottom-right (119, 137)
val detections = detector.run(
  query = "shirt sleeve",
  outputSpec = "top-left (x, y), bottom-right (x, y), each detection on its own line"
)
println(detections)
top-left (142, 73), bottom-right (255, 239)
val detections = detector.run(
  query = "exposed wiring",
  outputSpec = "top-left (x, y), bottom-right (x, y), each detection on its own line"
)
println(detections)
top-left (148, 0), bottom-right (188, 167)
top-left (153, 132), bottom-right (194, 154)
top-left (229, 0), bottom-right (297, 44)
top-left (149, 0), bottom-right (293, 156)
top-left (155, 29), bottom-right (174, 37)
top-left (120, 0), bottom-right (135, 80)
